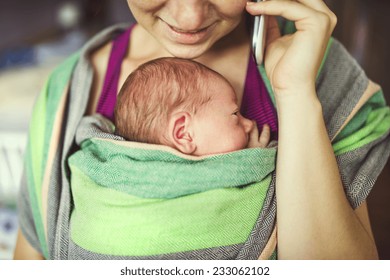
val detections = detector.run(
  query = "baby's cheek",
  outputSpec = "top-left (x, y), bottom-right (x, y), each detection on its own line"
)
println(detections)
top-left (233, 134), bottom-right (249, 151)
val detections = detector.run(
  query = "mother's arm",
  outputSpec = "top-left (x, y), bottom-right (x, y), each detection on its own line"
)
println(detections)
top-left (14, 230), bottom-right (45, 260)
top-left (275, 90), bottom-right (378, 259)
top-left (247, 0), bottom-right (379, 259)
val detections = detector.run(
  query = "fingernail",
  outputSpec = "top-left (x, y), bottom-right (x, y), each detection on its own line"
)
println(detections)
top-left (246, 2), bottom-right (254, 6)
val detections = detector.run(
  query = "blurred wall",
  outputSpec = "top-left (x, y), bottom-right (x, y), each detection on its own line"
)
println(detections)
top-left (0, 0), bottom-right (133, 52)
top-left (1, 0), bottom-right (64, 51)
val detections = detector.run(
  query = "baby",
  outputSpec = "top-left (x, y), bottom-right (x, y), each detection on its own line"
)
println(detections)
top-left (114, 57), bottom-right (270, 156)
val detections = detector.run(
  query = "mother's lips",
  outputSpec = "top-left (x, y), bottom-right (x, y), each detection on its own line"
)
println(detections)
top-left (160, 18), bottom-right (213, 34)
top-left (159, 18), bottom-right (216, 45)
top-left (168, 24), bottom-right (209, 34)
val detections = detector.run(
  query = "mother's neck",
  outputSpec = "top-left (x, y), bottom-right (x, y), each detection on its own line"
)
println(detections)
top-left (197, 19), bottom-right (250, 65)
top-left (196, 20), bottom-right (251, 106)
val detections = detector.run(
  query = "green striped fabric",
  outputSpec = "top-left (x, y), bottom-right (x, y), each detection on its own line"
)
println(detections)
top-left (24, 53), bottom-right (80, 258)
top-left (333, 90), bottom-right (390, 155)
top-left (68, 133), bottom-right (276, 256)
top-left (70, 167), bottom-right (272, 255)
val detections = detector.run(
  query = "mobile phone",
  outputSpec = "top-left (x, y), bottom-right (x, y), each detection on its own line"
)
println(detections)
top-left (251, 0), bottom-right (267, 65)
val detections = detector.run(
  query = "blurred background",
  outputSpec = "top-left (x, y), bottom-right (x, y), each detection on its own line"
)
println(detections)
top-left (0, 0), bottom-right (389, 259)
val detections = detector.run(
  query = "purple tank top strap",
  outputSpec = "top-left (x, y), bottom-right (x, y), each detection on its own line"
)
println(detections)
top-left (96, 26), bottom-right (134, 120)
top-left (241, 54), bottom-right (278, 140)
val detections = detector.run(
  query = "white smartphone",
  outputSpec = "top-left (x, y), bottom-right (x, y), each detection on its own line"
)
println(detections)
top-left (251, 0), bottom-right (267, 65)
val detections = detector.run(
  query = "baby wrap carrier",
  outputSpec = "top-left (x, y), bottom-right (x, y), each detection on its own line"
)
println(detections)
top-left (69, 115), bottom-right (278, 259)
top-left (18, 25), bottom-right (390, 259)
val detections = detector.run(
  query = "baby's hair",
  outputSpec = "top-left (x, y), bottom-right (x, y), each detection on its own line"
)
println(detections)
top-left (114, 57), bottom-right (225, 145)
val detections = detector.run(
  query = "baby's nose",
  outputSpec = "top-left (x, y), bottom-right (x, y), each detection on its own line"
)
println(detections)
top-left (242, 117), bottom-right (254, 133)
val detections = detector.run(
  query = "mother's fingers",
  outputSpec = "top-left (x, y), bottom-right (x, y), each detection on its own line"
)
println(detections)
top-left (266, 16), bottom-right (281, 47)
top-left (246, 0), bottom-right (336, 34)
top-left (247, 0), bottom-right (321, 23)
top-left (296, 0), bottom-right (337, 27)
top-left (271, 0), bottom-right (330, 13)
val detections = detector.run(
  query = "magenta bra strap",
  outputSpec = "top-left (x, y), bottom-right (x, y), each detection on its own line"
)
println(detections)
top-left (96, 26), bottom-right (134, 120)
top-left (241, 54), bottom-right (278, 139)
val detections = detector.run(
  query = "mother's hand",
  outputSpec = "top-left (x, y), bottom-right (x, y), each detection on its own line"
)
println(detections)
top-left (246, 0), bottom-right (337, 96)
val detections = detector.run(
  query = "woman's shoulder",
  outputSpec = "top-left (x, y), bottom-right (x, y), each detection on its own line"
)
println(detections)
top-left (86, 23), bottom-right (133, 67)
top-left (90, 37), bottom-right (112, 77)
top-left (48, 24), bottom-right (132, 77)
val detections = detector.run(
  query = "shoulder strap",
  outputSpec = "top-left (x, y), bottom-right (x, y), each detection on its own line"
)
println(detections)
top-left (96, 26), bottom-right (134, 120)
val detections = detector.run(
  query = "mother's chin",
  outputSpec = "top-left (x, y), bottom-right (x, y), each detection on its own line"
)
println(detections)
top-left (157, 31), bottom-right (220, 60)
top-left (161, 41), bottom-right (215, 60)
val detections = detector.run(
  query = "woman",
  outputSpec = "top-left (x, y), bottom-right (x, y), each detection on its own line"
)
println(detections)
top-left (14, 0), bottom-right (389, 259)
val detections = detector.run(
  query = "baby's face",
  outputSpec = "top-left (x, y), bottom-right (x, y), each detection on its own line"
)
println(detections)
top-left (191, 78), bottom-right (254, 156)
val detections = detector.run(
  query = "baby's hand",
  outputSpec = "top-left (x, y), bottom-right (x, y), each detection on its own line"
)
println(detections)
top-left (247, 122), bottom-right (270, 149)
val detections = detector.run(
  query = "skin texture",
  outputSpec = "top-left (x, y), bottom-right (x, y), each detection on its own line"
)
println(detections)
top-left (126, 0), bottom-right (248, 59)
top-left (14, 0), bottom-right (378, 259)
top-left (189, 77), bottom-right (256, 155)
top-left (190, 90), bottom-right (254, 155)
top-left (13, 230), bottom-right (44, 260)
top-left (166, 75), bottom-right (269, 155)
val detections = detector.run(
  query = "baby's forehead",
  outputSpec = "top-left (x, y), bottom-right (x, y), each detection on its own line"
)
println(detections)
top-left (202, 74), bottom-right (237, 101)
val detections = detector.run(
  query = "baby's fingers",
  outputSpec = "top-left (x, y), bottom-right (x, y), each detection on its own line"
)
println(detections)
top-left (247, 122), bottom-right (270, 148)
top-left (259, 124), bottom-right (271, 148)
top-left (248, 121), bottom-right (260, 148)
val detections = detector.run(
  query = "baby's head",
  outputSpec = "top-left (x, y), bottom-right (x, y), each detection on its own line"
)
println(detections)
top-left (115, 57), bottom-right (254, 156)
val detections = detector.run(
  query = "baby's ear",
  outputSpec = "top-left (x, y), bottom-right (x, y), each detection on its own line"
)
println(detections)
top-left (168, 112), bottom-right (196, 154)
